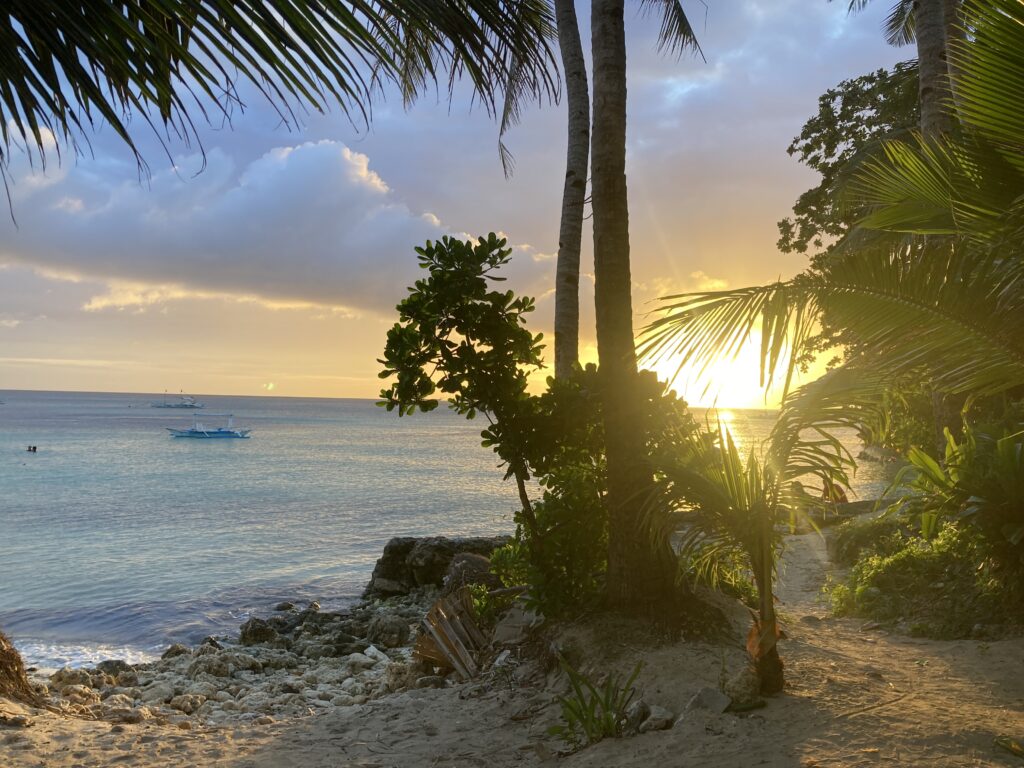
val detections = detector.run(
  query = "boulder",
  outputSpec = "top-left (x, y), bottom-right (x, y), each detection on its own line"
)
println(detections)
top-left (95, 659), bottom-right (132, 676)
top-left (364, 535), bottom-right (510, 597)
top-left (366, 614), bottom-right (410, 648)
top-left (442, 553), bottom-right (502, 596)
top-left (239, 617), bottom-right (279, 646)
top-left (364, 537), bottom-right (419, 596)
top-left (161, 644), bottom-right (191, 660)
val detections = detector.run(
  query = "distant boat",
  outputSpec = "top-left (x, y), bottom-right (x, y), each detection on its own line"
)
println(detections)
top-left (152, 392), bottom-right (204, 409)
top-left (167, 413), bottom-right (251, 439)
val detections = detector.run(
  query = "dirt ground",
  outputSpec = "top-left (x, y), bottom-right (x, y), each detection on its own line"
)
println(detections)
top-left (3, 531), bottom-right (1023, 767)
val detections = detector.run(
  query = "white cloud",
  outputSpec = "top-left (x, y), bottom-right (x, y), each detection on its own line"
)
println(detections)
top-left (0, 140), bottom-right (554, 317)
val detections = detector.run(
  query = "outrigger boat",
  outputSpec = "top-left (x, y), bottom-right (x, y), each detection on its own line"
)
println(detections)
top-left (167, 413), bottom-right (251, 439)
top-left (152, 391), bottom-right (204, 409)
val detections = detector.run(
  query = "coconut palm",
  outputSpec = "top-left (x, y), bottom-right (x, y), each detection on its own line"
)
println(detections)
top-left (651, 370), bottom-right (865, 691)
top-left (589, 0), bottom-right (701, 609)
top-left (0, 1), bottom-right (558, 177)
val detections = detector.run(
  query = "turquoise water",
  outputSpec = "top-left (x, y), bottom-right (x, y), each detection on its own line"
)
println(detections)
top-left (0, 390), bottom-right (891, 668)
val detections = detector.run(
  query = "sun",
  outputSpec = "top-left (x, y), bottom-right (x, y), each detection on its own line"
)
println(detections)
top-left (643, 330), bottom-right (784, 409)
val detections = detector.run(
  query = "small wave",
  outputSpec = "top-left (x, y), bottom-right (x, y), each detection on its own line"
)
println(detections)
top-left (15, 639), bottom-right (161, 674)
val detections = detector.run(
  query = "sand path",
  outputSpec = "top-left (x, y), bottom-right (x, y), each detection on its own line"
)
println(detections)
top-left (3, 532), bottom-right (1023, 767)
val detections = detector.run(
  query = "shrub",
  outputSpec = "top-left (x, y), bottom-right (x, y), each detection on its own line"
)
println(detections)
top-left (829, 524), bottom-right (1010, 638)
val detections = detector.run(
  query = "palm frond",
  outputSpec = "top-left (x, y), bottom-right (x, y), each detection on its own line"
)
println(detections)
top-left (638, 277), bottom-right (820, 399)
top-left (950, 0), bottom-right (1024, 176)
top-left (637, 0), bottom-right (705, 60)
top-left (0, 1), bottom-right (559, 176)
top-left (883, 0), bottom-right (915, 46)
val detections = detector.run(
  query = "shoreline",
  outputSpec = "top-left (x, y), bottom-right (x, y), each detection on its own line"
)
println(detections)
top-left (3, 529), bottom-right (1023, 768)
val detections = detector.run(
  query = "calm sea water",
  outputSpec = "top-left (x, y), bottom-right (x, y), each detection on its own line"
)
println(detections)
top-left (0, 390), bottom-right (891, 669)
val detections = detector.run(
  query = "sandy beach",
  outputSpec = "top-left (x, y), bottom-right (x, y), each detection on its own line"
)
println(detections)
top-left (3, 531), bottom-right (1022, 768)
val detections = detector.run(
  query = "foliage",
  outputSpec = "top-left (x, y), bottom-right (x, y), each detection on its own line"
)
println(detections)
top-left (548, 658), bottom-right (643, 750)
top-left (829, 523), bottom-right (1013, 638)
top-left (829, 513), bottom-right (909, 567)
top-left (0, 2), bottom-right (558, 176)
top-left (649, 400), bottom-right (854, 692)
top-left (847, 0), bottom-right (1024, 245)
top-left (778, 62), bottom-right (919, 257)
top-left (885, 425), bottom-right (1024, 581)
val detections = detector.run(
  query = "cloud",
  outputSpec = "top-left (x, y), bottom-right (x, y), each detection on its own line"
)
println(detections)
top-left (0, 140), bottom-right (554, 317)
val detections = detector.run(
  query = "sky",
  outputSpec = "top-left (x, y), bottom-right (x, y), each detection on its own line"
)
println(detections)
top-left (0, 1), bottom-right (906, 407)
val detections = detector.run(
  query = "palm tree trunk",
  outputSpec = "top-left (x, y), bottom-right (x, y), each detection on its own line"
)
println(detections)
top-left (753, 522), bottom-right (784, 694)
top-left (915, 0), bottom-right (952, 138)
top-left (590, 0), bottom-right (671, 612)
top-left (943, 0), bottom-right (963, 113)
top-left (553, 0), bottom-right (589, 379)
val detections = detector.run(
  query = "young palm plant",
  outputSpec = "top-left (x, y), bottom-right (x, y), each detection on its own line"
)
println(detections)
top-left (650, 380), bottom-right (858, 693)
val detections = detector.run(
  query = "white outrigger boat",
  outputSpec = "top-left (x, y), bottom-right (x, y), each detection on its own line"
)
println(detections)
top-left (167, 413), bottom-right (251, 439)
top-left (152, 391), bottom-right (205, 409)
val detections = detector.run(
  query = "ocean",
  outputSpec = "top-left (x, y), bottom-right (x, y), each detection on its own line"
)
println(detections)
top-left (0, 390), bottom-right (892, 669)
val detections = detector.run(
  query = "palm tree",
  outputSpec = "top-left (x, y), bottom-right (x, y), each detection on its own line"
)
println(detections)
top-left (655, 389), bottom-right (858, 692)
top-left (589, 0), bottom-right (701, 609)
top-left (0, 1), bottom-right (558, 178)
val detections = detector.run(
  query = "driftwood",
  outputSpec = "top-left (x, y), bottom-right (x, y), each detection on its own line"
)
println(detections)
top-left (413, 587), bottom-right (488, 680)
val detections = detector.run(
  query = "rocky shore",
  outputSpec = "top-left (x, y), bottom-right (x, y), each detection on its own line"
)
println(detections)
top-left (34, 535), bottom-right (510, 730)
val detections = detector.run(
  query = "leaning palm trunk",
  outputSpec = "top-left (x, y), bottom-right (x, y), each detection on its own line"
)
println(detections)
top-left (591, 0), bottom-right (672, 610)
top-left (553, 0), bottom-right (590, 379)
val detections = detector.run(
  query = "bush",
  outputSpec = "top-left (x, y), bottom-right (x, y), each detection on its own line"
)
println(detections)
top-left (829, 524), bottom-right (1012, 638)
top-left (828, 514), bottom-right (910, 567)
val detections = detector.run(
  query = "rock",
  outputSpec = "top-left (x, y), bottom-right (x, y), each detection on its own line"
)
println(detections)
top-left (442, 553), bottom-right (501, 596)
top-left (61, 684), bottom-right (101, 706)
top-left (363, 645), bottom-right (389, 665)
top-left (102, 694), bottom-right (135, 712)
top-left (622, 699), bottom-right (651, 735)
top-left (239, 617), bottom-right (279, 646)
top-left (201, 636), bottom-right (223, 649)
top-left (95, 660), bottom-right (132, 676)
top-left (364, 535), bottom-right (510, 597)
top-left (161, 644), bottom-right (191, 660)
top-left (345, 653), bottom-right (377, 672)
top-left (140, 683), bottom-right (175, 705)
top-left (366, 615), bottom-right (410, 648)
top-left (274, 602), bottom-right (295, 612)
top-left (493, 604), bottom-right (542, 646)
top-left (364, 537), bottom-right (419, 597)
top-left (50, 668), bottom-right (93, 689)
top-left (408, 537), bottom-right (508, 588)
top-left (187, 651), bottom-right (263, 679)
top-left (639, 705), bottom-right (674, 733)
top-left (177, 720), bottom-right (193, 731)
top-left (254, 715), bottom-right (275, 725)
top-left (723, 666), bottom-right (761, 710)
top-left (168, 694), bottom-right (206, 714)
top-left (415, 675), bottom-right (446, 689)
top-left (685, 687), bottom-right (731, 714)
